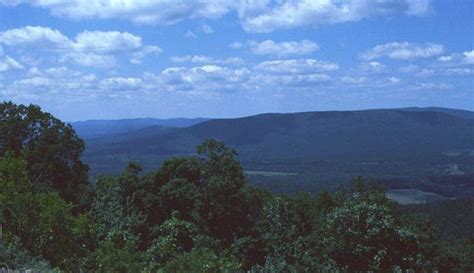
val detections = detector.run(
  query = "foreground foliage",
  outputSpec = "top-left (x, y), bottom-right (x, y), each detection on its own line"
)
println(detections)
top-left (0, 103), bottom-right (471, 272)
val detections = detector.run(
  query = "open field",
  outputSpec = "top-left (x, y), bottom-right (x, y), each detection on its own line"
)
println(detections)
top-left (244, 170), bottom-right (298, 177)
top-left (386, 189), bottom-right (452, 205)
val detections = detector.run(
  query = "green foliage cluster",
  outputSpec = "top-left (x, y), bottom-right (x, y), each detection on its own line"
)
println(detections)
top-left (0, 103), bottom-right (471, 272)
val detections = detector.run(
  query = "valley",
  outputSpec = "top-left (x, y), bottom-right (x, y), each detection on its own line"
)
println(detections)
top-left (75, 107), bottom-right (474, 201)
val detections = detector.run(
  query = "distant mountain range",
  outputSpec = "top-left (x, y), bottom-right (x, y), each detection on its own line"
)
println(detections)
top-left (78, 107), bottom-right (474, 178)
top-left (71, 118), bottom-right (210, 139)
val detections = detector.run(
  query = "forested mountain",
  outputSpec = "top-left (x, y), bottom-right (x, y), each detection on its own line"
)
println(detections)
top-left (71, 117), bottom-right (210, 139)
top-left (83, 108), bottom-right (474, 177)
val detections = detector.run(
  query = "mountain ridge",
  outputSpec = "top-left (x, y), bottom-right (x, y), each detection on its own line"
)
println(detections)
top-left (82, 107), bottom-right (474, 177)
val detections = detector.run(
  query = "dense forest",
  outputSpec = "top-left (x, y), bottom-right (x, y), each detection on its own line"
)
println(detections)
top-left (0, 102), bottom-right (473, 272)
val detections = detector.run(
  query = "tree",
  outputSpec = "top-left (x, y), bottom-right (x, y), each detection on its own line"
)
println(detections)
top-left (158, 248), bottom-right (241, 273)
top-left (0, 102), bottom-right (90, 206)
top-left (323, 182), bottom-right (439, 271)
top-left (0, 153), bottom-right (96, 271)
top-left (196, 140), bottom-right (264, 247)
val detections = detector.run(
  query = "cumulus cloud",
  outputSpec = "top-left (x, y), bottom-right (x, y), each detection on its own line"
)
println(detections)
top-left (1, 1), bottom-right (431, 32)
top-left (249, 40), bottom-right (319, 56)
top-left (229, 42), bottom-right (243, 49)
top-left (131, 46), bottom-right (163, 64)
top-left (0, 26), bottom-right (71, 48)
top-left (37, 66), bottom-right (97, 81)
top-left (5, 66), bottom-right (98, 100)
top-left (159, 65), bottom-right (251, 93)
top-left (0, 0), bottom-right (234, 25)
top-left (60, 53), bottom-right (117, 68)
top-left (0, 26), bottom-right (161, 68)
top-left (72, 30), bottom-right (142, 52)
top-left (240, 0), bottom-right (431, 32)
top-left (438, 55), bottom-right (453, 62)
top-left (170, 55), bottom-right (243, 65)
top-left (341, 76), bottom-right (367, 85)
top-left (358, 61), bottom-right (387, 74)
top-left (12, 77), bottom-right (53, 89)
top-left (361, 42), bottom-right (444, 60)
top-left (255, 73), bottom-right (331, 87)
top-left (164, 65), bottom-right (249, 84)
top-left (463, 50), bottom-right (474, 64)
top-left (388, 76), bottom-right (400, 84)
top-left (0, 26), bottom-right (143, 53)
top-left (254, 59), bottom-right (339, 74)
top-left (433, 50), bottom-right (474, 65)
top-left (0, 55), bottom-right (23, 72)
top-left (100, 77), bottom-right (142, 90)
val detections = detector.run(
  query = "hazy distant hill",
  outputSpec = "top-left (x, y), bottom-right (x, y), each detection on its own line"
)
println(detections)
top-left (82, 108), bottom-right (474, 178)
top-left (71, 117), bottom-right (210, 139)
top-left (398, 107), bottom-right (474, 120)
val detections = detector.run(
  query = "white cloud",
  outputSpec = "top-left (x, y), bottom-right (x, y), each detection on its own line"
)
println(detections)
top-left (463, 50), bottom-right (474, 64)
top-left (1, 0), bottom-right (234, 25)
top-left (5, 66), bottom-right (98, 99)
top-left (185, 30), bottom-right (197, 39)
top-left (12, 77), bottom-right (53, 89)
top-left (445, 68), bottom-right (473, 76)
top-left (229, 42), bottom-right (243, 49)
top-left (0, 26), bottom-right (161, 68)
top-left (361, 42), bottom-right (444, 60)
top-left (200, 24), bottom-right (214, 34)
top-left (240, 0), bottom-right (430, 32)
top-left (131, 46), bottom-right (163, 64)
top-left (388, 76), bottom-right (400, 84)
top-left (249, 40), bottom-right (319, 56)
top-left (160, 65), bottom-right (251, 92)
top-left (438, 55), bottom-right (453, 62)
top-left (0, 55), bottom-right (23, 72)
top-left (100, 77), bottom-right (142, 90)
top-left (408, 82), bottom-right (454, 91)
top-left (341, 76), bottom-right (367, 85)
top-left (60, 53), bottom-right (117, 68)
top-left (254, 59), bottom-right (339, 74)
top-left (358, 61), bottom-right (387, 74)
top-left (255, 73), bottom-right (330, 87)
top-left (0, 26), bottom-right (71, 48)
top-left (433, 50), bottom-right (474, 65)
top-left (73, 30), bottom-right (142, 52)
top-left (415, 68), bottom-right (436, 77)
top-left (2, 1), bottom-right (431, 33)
top-left (170, 55), bottom-right (243, 65)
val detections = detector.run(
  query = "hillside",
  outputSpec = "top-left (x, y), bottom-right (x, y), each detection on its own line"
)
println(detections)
top-left (84, 109), bottom-right (474, 159)
top-left (83, 108), bottom-right (474, 186)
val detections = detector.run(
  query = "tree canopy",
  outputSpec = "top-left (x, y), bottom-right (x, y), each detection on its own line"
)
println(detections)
top-left (0, 102), bottom-right (90, 206)
top-left (0, 103), bottom-right (471, 272)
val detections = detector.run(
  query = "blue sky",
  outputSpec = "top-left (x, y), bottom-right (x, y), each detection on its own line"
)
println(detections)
top-left (0, 0), bottom-right (472, 121)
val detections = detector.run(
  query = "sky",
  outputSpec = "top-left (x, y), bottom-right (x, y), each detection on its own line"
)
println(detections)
top-left (0, 0), bottom-right (472, 121)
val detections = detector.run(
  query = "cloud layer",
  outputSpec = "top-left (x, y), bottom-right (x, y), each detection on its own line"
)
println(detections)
top-left (1, 0), bottom-right (430, 32)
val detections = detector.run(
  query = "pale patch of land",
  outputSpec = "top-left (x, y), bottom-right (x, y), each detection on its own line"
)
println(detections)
top-left (244, 170), bottom-right (298, 177)
top-left (386, 189), bottom-right (452, 205)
